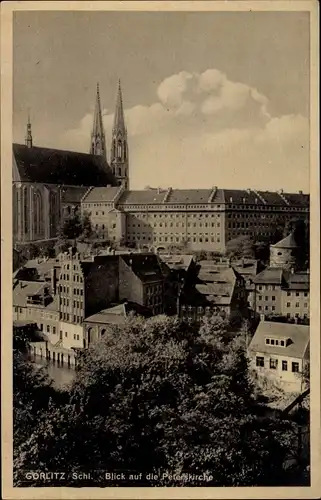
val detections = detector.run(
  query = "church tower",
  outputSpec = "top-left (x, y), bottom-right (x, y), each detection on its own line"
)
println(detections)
top-left (25, 112), bottom-right (33, 148)
top-left (110, 80), bottom-right (129, 189)
top-left (90, 83), bottom-right (107, 158)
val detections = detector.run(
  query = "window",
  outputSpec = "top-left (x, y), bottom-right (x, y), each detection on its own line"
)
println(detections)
top-left (287, 292), bottom-right (291, 297)
top-left (270, 358), bottom-right (278, 369)
top-left (295, 302), bottom-right (300, 308)
top-left (256, 356), bottom-right (264, 367)
top-left (304, 292), bottom-right (308, 297)
top-left (46, 325), bottom-right (50, 333)
top-left (265, 296), bottom-right (268, 301)
top-left (296, 292), bottom-right (300, 297)
top-left (292, 362), bottom-right (299, 373)
top-left (272, 296), bottom-right (276, 301)
top-left (265, 338), bottom-right (270, 345)
top-left (259, 295), bottom-right (262, 301)
top-left (304, 303), bottom-right (308, 308)
top-left (270, 339), bottom-right (275, 345)
top-left (280, 340), bottom-right (285, 346)
top-left (282, 360), bottom-right (288, 371)
top-left (40, 323), bottom-right (43, 330)
top-left (287, 302), bottom-right (291, 307)
top-left (53, 327), bottom-right (56, 334)
top-left (65, 332), bottom-right (68, 338)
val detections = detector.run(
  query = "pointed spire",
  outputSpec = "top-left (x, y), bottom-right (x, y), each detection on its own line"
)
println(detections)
top-left (90, 82), bottom-right (106, 157)
top-left (113, 79), bottom-right (126, 133)
top-left (25, 110), bottom-right (33, 148)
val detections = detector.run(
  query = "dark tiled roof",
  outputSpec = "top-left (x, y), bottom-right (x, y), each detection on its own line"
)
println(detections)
top-left (282, 192), bottom-right (310, 207)
top-left (13, 143), bottom-right (116, 187)
top-left (223, 189), bottom-right (262, 205)
top-left (249, 321), bottom-right (309, 359)
top-left (254, 267), bottom-right (285, 285)
top-left (61, 186), bottom-right (90, 203)
top-left (82, 186), bottom-right (121, 203)
top-left (121, 254), bottom-right (163, 283)
top-left (118, 189), bottom-right (166, 205)
top-left (286, 272), bottom-right (310, 291)
top-left (256, 191), bottom-right (288, 206)
top-left (166, 189), bottom-right (213, 204)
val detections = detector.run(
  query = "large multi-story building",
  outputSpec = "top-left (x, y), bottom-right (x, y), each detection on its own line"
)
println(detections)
top-left (82, 185), bottom-right (309, 253)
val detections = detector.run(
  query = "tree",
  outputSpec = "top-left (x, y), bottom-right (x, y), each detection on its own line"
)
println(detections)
top-left (58, 213), bottom-right (83, 240)
top-left (14, 315), bottom-right (300, 486)
top-left (226, 235), bottom-right (255, 260)
top-left (13, 326), bottom-right (61, 456)
top-left (81, 212), bottom-right (93, 239)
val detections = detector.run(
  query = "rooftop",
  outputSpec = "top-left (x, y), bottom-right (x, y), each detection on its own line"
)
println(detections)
top-left (271, 233), bottom-right (298, 249)
top-left (254, 267), bottom-right (286, 285)
top-left (249, 320), bottom-right (309, 359)
top-left (13, 143), bottom-right (116, 187)
top-left (82, 186), bottom-right (122, 203)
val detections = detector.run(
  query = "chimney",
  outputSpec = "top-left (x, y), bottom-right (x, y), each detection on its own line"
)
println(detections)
top-left (299, 190), bottom-right (303, 195)
top-left (51, 268), bottom-right (57, 295)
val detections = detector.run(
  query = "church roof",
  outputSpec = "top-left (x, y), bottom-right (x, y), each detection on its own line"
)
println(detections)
top-left (13, 143), bottom-right (116, 187)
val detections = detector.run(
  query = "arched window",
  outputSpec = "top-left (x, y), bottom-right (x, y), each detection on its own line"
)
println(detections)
top-left (117, 140), bottom-right (122, 159)
top-left (113, 139), bottom-right (116, 159)
top-left (50, 191), bottom-right (58, 236)
top-left (124, 140), bottom-right (127, 160)
top-left (101, 328), bottom-right (106, 337)
top-left (33, 190), bottom-right (42, 235)
top-left (118, 167), bottom-right (122, 177)
top-left (23, 187), bottom-right (28, 234)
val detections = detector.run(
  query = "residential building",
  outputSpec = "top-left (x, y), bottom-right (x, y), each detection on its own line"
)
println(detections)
top-left (179, 264), bottom-right (248, 323)
top-left (252, 268), bottom-right (310, 320)
top-left (157, 254), bottom-right (197, 315)
top-left (248, 320), bottom-right (309, 392)
top-left (13, 249), bottom-right (165, 354)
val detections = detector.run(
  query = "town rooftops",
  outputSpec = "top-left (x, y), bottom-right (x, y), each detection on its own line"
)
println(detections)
top-left (249, 320), bottom-right (309, 359)
top-left (271, 233), bottom-right (298, 249)
top-left (13, 143), bottom-right (116, 187)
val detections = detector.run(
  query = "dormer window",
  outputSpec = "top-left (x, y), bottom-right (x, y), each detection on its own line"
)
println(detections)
top-left (265, 337), bottom-right (288, 347)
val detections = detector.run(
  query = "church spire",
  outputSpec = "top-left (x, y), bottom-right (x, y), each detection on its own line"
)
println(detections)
top-left (113, 79), bottom-right (126, 133)
top-left (90, 82), bottom-right (107, 158)
top-left (25, 111), bottom-right (33, 148)
top-left (111, 79), bottom-right (129, 189)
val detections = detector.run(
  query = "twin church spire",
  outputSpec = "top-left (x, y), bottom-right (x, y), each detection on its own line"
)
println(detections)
top-left (91, 80), bottom-right (129, 189)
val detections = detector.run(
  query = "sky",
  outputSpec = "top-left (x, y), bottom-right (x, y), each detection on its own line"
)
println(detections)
top-left (13, 10), bottom-right (310, 192)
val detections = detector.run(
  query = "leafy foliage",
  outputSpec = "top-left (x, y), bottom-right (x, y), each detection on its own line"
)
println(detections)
top-left (14, 316), bottom-right (301, 486)
top-left (226, 236), bottom-right (255, 260)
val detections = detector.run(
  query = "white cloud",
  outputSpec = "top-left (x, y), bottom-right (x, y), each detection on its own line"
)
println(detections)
top-left (58, 68), bottom-right (309, 192)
